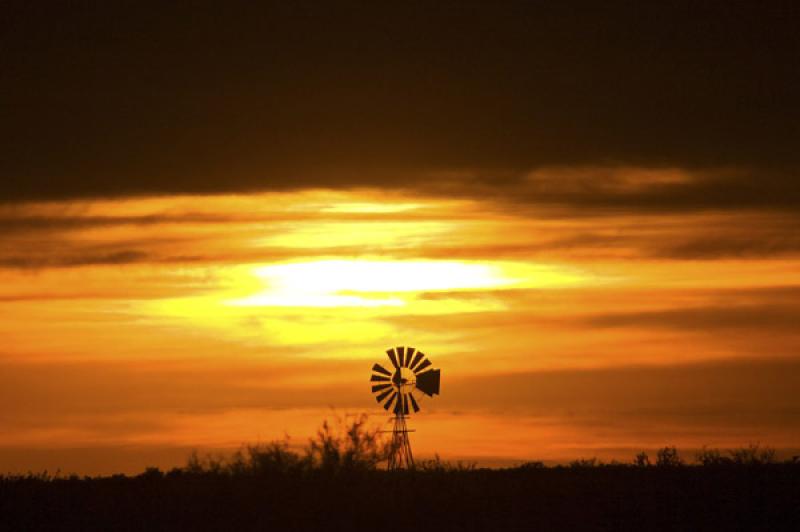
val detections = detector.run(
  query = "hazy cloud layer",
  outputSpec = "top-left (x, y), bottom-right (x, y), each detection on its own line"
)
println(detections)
top-left (2, 356), bottom-right (798, 474)
top-left (443, 357), bottom-right (800, 429)
top-left (586, 303), bottom-right (800, 333)
top-left (1, 193), bottom-right (800, 274)
top-left (2, 356), bottom-right (796, 426)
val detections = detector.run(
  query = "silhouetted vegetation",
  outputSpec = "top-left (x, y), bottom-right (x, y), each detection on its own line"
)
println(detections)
top-left (656, 445), bottom-right (683, 467)
top-left (1, 418), bottom-right (799, 531)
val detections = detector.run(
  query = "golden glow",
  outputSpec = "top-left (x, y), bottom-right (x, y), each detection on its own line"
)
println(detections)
top-left (2, 186), bottom-right (800, 473)
top-left (230, 260), bottom-right (517, 307)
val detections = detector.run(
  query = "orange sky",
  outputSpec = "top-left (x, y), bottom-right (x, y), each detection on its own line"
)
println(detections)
top-left (2, 177), bottom-right (799, 474)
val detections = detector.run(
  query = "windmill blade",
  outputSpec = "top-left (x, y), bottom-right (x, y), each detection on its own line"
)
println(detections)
top-left (409, 351), bottom-right (424, 370)
top-left (370, 374), bottom-right (390, 382)
top-left (386, 348), bottom-right (399, 369)
top-left (403, 347), bottom-right (416, 366)
top-left (383, 391), bottom-right (398, 411)
top-left (396, 346), bottom-right (406, 367)
top-left (371, 383), bottom-right (392, 393)
top-left (403, 393), bottom-right (410, 415)
top-left (409, 392), bottom-right (420, 413)
top-left (372, 363), bottom-right (392, 376)
top-left (376, 387), bottom-right (394, 403)
top-left (415, 369), bottom-right (440, 397)
top-left (414, 358), bottom-right (432, 373)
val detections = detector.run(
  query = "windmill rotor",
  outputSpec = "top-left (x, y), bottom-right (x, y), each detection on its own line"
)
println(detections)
top-left (371, 346), bottom-right (440, 415)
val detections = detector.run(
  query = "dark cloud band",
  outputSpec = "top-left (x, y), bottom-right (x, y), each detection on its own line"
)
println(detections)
top-left (1, 2), bottom-right (797, 202)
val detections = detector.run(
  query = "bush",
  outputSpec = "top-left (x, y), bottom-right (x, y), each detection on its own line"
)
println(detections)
top-left (306, 413), bottom-right (388, 473)
top-left (656, 446), bottom-right (682, 467)
top-left (138, 467), bottom-right (164, 480)
top-left (245, 439), bottom-right (309, 475)
top-left (633, 451), bottom-right (651, 467)
top-left (569, 458), bottom-right (599, 468)
top-left (696, 446), bottom-right (732, 467)
top-left (417, 455), bottom-right (477, 472)
top-left (729, 444), bottom-right (776, 466)
top-left (182, 414), bottom-right (388, 476)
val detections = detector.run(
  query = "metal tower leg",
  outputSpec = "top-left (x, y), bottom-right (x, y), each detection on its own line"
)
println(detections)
top-left (388, 413), bottom-right (414, 470)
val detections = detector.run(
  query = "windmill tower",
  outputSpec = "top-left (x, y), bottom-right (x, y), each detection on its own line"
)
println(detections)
top-left (370, 346), bottom-right (441, 470)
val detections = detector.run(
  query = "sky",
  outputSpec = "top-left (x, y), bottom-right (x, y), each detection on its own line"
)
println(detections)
top-left (1, 2), bottom-right (799, 474)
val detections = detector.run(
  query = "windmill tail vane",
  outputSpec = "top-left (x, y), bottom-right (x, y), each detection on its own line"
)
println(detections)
top-left (370, 346), bottom-right (441, 470)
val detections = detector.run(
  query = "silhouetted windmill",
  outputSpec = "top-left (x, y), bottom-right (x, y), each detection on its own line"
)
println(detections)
top-left (370, 346), bottom-right (440, 470)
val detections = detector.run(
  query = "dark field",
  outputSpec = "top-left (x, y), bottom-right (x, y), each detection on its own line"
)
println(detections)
top-left (2, 463), bottom-right (799, 531)
top-left (3, 420), bottom-right (798, 531)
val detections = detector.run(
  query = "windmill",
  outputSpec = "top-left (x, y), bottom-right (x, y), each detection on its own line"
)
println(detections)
top-left (370, 346), bottom-right (440, 470)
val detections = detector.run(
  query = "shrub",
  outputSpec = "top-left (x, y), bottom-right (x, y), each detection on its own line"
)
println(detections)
top-left (138, 467), bottom-right (164, 480)
top-left (245, 439), bottom-right (309, 476)
top-left (184, 414), bottom-right (388, 476)
top-left (305, 413), bottom-right (388, 473)
top-left (518, 461), bottom-right (545, 470)
top-left (569, 458), bottom-right (599, 468)
top-left (633, 451), bottom-right (651, 467)
top-left (656, 446), bottom-right (682, 467)
top-left (417, 454), bottom-right (477, 472)
top-left (729, 444), bottom-right (776, 465)
top-left (696, 446), bottom-right (732, 467)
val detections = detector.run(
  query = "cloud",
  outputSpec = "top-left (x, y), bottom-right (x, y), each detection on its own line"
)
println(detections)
top-left (424, 167), bottom-right (800, 217)
top-left (586, 303), bottom-right (800, 332)
top-left (0, 213), bottom-right (234, 235)
top-left (652, 233), bottom-right (800, 259)
top-left (0, 3), bottom-right (797, 203)
top-left (440, 356), bottom-right (800, 430)
top-left (0, 358), bottom-right (368, 421)
top-left (0, 250), bottom-right (151, 268)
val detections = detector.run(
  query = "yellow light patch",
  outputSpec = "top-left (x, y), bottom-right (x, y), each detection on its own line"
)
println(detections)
top-left (225, 259), bottom-right (588, 308)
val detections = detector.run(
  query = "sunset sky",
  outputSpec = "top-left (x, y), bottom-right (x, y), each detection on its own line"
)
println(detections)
top-left (1, 2), bottom-right (799, 474)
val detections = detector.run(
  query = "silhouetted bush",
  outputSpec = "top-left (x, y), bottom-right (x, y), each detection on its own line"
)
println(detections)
top-left (518, 460), bottom-right (545, 470)
top-left (416, 454), bottom-right (477, 472)
top-left (729, 443), bottom-right (776, 466)
top-left (185, 450), bottom-right (228, 475)
top-left (634, 451), bottom-right (651, 467)
top-left (656, 446), bottom-right (683, 467)
top-left (306, 413), bottom-right (388, 473)
top-left (138, 467), bottom-right (164, 480)
top-left (696, 446), bottom-right (732, 466)
top-left (183, 413), bottom-right (386, 476)
top-left (569, 457), bottom-right (600, 468)
top-left (244, 439), bottom-right (310, 475)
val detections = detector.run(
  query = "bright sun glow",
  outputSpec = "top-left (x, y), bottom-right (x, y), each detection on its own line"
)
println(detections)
top-left (225, 259), bottom-right (589, 308)
top-left (227, 260), bottom-right (513, 307)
